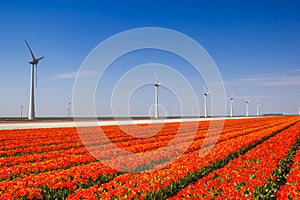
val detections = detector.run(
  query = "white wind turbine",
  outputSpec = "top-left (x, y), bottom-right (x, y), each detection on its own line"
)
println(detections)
top-left (203, 86), bottom-right (210, 118)
top-left (173, 105), bottom-right (177, 117)
top-left (68, 102), bottom-right (71, 118)
top-left (154, 74), bottom-right (160, 119)
top-left (298, 105), bottom-right (300, 116)
top-left (25, 40), bottom-right (44, 120)
top-left (256, 99), bottom-right (261, 116)
top-left (229, 93), bottom-right (234, 117)
top-left (20, 105), bottom-right (23, 118)
top-left (245, 97), bottom-right (250, 117)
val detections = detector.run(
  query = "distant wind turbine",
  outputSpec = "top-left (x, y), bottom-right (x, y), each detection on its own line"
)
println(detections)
top-left (20, 105), bottom-right (23, 118)
top-left (298, 105), bottom-right (300, 116)
top-left (68, 102), bottom-right (71, 117)
top-left (25, 40), bottom-right (44, 120)
top-left (256, 99), bottom-right (261, 116)
top-left (173, 105), bottom-right (177, 117)
top-left (229, 93), bottom-right (234, 117)
top-left (245, 97), bottom-right (250, 117)
top-left (203, 86), bottom-right (210, 118)
top-left (154, 73), bottom-right (160, 119)
top-left (117, 104), bottom-right (120, 118)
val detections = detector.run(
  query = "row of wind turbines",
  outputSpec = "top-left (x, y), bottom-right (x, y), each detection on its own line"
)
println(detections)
top-left (154, 76), bottom-right (262, 118)
top-left (23, 41), bottom-right (295, 120)
top-left (229, 95), bottom-right (261, 117)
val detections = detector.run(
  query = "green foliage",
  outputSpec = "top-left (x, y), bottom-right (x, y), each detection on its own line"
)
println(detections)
top-left (38, 173), bottom-right (123, 200)
top-left (131, 157), bottom-right (170, 173)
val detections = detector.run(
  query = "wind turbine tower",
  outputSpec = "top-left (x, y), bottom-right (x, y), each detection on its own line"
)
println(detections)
top-left (298, 105), bottom-right (300, 116)
top-left (203, 87), bottom-right (210, 118)
top-left (245, 98), bottom-right (250, 117)
top-left (68, 102), bottom-right (71, 117)
top-left (229, 93), bottom-right (234, 117)
top-left (173, 105), bottom-right (177, 117)
top-left (25, 40), bottom-right (44, 120)
top-left (256, 99), bottom-right (261, 117)
top-left (20, 106), bottom-right (23, 118)
top-left (154, 74), bottom-right (160, 119)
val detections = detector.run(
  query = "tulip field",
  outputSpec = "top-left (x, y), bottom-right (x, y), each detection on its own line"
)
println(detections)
top-left (1, 116), bottom-right (300, 199)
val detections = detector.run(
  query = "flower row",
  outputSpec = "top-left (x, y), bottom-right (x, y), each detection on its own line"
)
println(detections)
top-left (170, 121), bottom-right (300, 199)
top-left (0, 117), bottom-right (280, 176)
top-left (67, 117), bottom-right (299, 199)
top-left (0, 162), bottom-right (119, 199)
top-left (276, 133), bottom-right (300, 200)
top-left (0, 117), bottom-right (299, 199)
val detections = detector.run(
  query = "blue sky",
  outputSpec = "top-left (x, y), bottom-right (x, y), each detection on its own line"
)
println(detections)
top-left (0, 0), bottom-right (300, 117)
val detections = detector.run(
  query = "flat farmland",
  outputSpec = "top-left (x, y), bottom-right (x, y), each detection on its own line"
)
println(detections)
top-left (0, 116), bottom-right (300, 199)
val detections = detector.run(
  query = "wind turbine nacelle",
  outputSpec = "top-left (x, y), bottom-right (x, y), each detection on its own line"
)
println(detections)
top-left (154, 82), bottom-right (160, 87)
top-left (29, 60), bottom-right (38, 65)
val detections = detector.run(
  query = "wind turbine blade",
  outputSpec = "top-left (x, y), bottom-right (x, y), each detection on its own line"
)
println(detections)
top-left (25, 40), bottom-right (36, 60)
top-left (37, 56), bottom-right (44, 61)
top-left (155, 73), bottom-right (158, 82)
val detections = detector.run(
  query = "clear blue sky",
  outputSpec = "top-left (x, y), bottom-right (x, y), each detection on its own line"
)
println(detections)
top-left (0, 0), bottom-right (300, 117)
